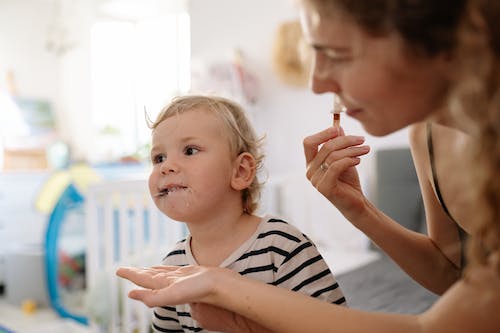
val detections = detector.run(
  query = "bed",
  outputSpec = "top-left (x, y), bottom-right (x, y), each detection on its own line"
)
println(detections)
top-left (337, 252), bottom-right (439, 313)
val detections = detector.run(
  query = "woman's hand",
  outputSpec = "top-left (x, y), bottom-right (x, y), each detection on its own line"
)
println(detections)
top-left (303, 126), bottom-right (370, 222)
top-left (116, 265), bottom-right (232, 307)
top-left (116, 265), bottom-right (274, 333)
top-left (190, 303), bottom-right (275, 333)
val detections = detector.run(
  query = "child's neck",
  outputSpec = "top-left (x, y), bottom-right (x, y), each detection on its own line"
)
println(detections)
top-left (188, 212), bottom-right (261, 267)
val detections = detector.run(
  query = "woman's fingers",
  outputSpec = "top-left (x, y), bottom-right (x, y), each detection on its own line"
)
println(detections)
top-left (339, 126), bottom-right (346, 136)
top-left (116, 267), bottom-right (183, 307)
top-left (128, 289), bottom-right (159, 307)
top-left (117, 265), bottom-right (219, 308)
top-left (116, 267), bottom-right (156, 288)
top-left (306, 134), bottom-right (368, 180)
top-left (323, 144), bottom-right (370, 165)
top-left (116, 266), bottom-right (180, 289)
top-left (128, 287), bottom-right (184, 308)
top-left (303, 127), bottom-right (338, 164)
top-left (310, 156), bottom-right (361, 189)
top-left (321, 135), bottom-right (366, 154)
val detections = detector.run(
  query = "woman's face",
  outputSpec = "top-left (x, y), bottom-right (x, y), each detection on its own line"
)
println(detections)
top-left (299, 3), bottom-right (452, 136)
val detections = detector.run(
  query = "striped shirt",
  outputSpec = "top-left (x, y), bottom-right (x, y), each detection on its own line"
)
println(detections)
top-left (152, 215), bottom-right (346, 333)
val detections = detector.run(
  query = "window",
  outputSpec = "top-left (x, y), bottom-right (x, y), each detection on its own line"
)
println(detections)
top-left (90, 12), bottom-right (190, 162)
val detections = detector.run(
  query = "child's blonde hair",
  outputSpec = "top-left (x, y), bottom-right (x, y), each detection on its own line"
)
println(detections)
top-left (149, 94), bottom-right (265, 214)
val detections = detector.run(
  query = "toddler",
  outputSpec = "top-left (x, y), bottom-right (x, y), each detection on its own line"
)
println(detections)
top-left (148, 94), bottom-right (346, 332)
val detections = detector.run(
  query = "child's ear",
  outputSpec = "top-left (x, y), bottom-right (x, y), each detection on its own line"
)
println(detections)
top-left (231, 152), bottom-right (256, 190)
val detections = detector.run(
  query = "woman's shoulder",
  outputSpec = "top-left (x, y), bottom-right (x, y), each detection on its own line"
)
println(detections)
top-left (407, 122), bottom-right (432, 177)
top-left (408, 122), bottom-right (428, 149)
top-left (408, 121), bottom-right (466, 145)
top-left (408, 121), bottom-right (427, 137)
top-left (423, 262), bottom-right (500, 332)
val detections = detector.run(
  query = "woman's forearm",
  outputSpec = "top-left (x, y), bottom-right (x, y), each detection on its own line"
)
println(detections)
top-left (212, 271), bottom-right (421, 333)
top-left (211, 265), bottom-right (499, 333)
top-left (346, 198), bottom-right (460, 294)
top-left (116, 263), bottom-right (499, 333)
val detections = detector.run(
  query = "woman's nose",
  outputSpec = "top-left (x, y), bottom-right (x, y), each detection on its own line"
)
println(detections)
top-left (310, 54), bottom-right (340, 94)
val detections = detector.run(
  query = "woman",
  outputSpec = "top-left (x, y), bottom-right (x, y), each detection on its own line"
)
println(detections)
top-left (117, 0), bottom-right (500, 332)
top-left (302, 0), bottom-right (472, 295)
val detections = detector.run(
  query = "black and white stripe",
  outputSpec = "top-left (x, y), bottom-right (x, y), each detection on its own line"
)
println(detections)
top-left (152, 215), bottom-right (346, 332)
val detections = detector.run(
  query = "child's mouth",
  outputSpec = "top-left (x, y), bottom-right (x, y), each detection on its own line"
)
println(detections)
top-left (155, 185), bottom-right (188, 197)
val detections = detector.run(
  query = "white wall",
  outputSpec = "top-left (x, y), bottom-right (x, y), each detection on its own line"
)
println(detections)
top-left (0, 0), bottom-right (59, 102)
top-left (0, 0), bottom-right (97, 160)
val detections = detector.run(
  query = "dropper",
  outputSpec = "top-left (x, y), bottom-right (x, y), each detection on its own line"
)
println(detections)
top-left (332, 95), bottom-right (345, 128)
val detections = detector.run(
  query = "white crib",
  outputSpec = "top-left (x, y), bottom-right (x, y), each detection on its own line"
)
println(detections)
top-left (84, 179), bottom-right (185, 333)
top-left (81, 173), bottom-right (372, 332)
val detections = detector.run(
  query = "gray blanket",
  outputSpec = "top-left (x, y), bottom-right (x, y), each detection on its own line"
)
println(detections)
top-left (336, 254), bottom-right (439, 314)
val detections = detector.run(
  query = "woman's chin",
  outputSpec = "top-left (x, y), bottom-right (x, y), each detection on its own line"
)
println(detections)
top-left (360, 123), bottom-right (396, 137)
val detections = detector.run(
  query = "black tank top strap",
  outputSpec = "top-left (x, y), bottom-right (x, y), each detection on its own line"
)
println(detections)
top-left (427, 122), bottom-right (457, 222)
top-left (426, 122), bottom-right (468, 268)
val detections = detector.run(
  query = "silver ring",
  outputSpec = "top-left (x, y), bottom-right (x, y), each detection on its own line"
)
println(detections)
top-left (320, 162), bottom-right (329, 172)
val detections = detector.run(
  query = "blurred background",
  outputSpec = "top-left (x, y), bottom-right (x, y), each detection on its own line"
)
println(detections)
top-left (0, 0), bottom-right (413, 332)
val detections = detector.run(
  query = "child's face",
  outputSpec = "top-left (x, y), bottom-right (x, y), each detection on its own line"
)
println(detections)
top-left (149, 108), bottom-right (238, 223)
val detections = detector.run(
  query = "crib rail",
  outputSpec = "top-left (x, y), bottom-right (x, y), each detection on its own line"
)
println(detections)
top-left (85, 179), bottom-right (184, 333)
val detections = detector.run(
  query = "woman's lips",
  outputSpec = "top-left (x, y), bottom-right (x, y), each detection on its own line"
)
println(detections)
top-left (346, 108), bottom-right (362, 118)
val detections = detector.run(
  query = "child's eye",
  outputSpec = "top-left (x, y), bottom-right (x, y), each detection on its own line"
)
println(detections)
top-left (152, 153), bottom-right (166, 164)
top-left (184, 146), bottom-right (200, 156)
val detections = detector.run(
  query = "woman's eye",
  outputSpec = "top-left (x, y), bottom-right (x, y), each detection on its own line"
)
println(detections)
top-left (152, 154), bottom-right (166, 164)
top-left (184, 146), bottom-right (200, 156)
top-left (323, 49), bottom-right (350, 63)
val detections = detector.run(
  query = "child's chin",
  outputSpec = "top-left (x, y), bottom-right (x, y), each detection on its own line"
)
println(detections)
top-left (162, 206), bottom-right (192, 222)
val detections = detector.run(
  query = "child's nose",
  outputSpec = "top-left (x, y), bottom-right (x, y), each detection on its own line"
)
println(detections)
top-left (160, 159), bottom-right (179, 174)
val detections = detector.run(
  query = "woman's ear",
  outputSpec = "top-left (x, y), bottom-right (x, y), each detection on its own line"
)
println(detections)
top-left (436, 50), bottom-right (456, 81)
top-left (231, 152), bottom-right (256, 190)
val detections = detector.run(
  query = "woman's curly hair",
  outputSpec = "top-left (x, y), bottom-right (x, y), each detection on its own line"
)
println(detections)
top-left (452, 0), bottom-right (500, 273)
